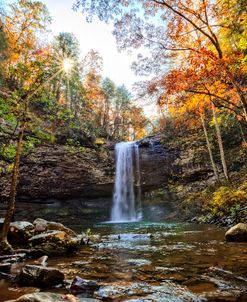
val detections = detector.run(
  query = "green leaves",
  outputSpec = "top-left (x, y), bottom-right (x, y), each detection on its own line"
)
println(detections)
top-left (0, 143), bottom-right (16, 161)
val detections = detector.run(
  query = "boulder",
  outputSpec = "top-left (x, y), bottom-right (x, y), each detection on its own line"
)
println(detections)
top-left (5, 292), bottom-right (101, 302)
top-left (8, 221), bottom-right (35, 245)
top-left (18, 264), bottom-right (64, 287)
top-left (225, 223), bottom-right (247, 242)
top-left (5, 293), bottom-right (67, 302)
top-left (71, 276), bottom-right (100, 294)
top-left (29, 230), bottom-right (80, 255)
top-left (33, 218), bottom-right (76, 236)
top-left (33, 218), bottom-right (47, 232)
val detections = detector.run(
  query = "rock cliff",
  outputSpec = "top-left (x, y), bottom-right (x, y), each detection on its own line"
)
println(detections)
top-left (0, 135), bottom-right (218, 201)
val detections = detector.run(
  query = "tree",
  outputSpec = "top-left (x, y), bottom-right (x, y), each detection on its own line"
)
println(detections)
top-left (0, 0), bottom-right (51, 252)
top-left (212, 104), bottom-right (229, 180)
top-left (102, 77), bottom-right (116, 135)
top-left (74, 0), bottom-right (247, 123)
top-left (200, 112), bottom-right (220, 183)
top-left (113, 85), bottom-right (131, 138)
top-left (51, 32), bottom-right (81, 110)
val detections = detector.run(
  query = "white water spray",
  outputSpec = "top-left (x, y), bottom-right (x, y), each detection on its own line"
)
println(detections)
top-left (111, 142), bottom-right (142, 222)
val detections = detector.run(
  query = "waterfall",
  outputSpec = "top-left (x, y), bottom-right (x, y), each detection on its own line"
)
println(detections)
top-left (111, 142), bottom-right (142, 222)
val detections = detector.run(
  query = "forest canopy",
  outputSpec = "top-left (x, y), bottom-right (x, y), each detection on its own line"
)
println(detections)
top-left (0, 0), bottom-right (148, 147)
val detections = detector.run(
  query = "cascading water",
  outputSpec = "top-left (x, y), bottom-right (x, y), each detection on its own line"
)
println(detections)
top-left (111, 142), bottom-right (142, 222)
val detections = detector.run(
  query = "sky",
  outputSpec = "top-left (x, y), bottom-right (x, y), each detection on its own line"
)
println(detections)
top-left (38, 0), bottom-right (142, 92)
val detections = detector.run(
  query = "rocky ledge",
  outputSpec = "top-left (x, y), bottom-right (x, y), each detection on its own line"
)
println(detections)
top-left (0, 135), bottom-right (219, 202)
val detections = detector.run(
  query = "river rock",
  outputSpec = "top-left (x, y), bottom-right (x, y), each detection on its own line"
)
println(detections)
top-left (33, 218), bottom-right (76, 236)
top-left (0, 262), bottom-right (12, 273)
top-left (0, 217), bottom-right (4, 227)
top-left (34, 255), bottom-right (48, 266)
top-left (0, 253), bottom-right (27, 276)
top-left (18, 264), bottom-right (64, 287)
top-left (5, 292), bottom-right (101, 302)
top-left (5, 293), bottom-right (66, 302)
top-left (8, 221), bottom-right (35, 245)
top-left (71, 276), bottom-right (100, 293)
top-left (95, 281), bottom-right (202, 301)
top-left (29, 230), bottom-right (80, 255)
top-left (225, 223), bottom-right (247, 242)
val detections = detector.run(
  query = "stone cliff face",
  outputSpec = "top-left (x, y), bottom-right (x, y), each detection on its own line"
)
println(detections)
top-left (138, 136), bottom-right (178, 191)
top-left (0, 144), bottom-right (114, 201)
top-left (138, 134), bottom-right (218, 194)
top-left (0, 135), bottom-right (217, 201)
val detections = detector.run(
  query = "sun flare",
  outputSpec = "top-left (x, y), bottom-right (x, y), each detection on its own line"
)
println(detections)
top-left (62, 58), bottom-right (73, 73)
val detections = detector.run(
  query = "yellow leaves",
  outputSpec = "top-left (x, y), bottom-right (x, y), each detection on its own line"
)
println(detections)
top-left (242, 141), bottom-right (247, 149)
top-left (135, 128), bottom-right (146, 140)
top-left (210, 186), bottom-right (247, 216)
top-left (95, 137), bottom-right (105, 145)
top-left (58, 94), bottom-right (66, 106)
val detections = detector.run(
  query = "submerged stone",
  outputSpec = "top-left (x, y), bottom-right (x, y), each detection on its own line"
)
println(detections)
top-left (71, 276), bottom-right (100, 293)
top-left (95, 281), bottom-right (204, 301)
top-left (18, 264), bottom-right (64, 287)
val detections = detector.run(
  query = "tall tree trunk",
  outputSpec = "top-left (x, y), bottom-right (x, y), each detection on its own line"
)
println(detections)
top-left (0, 119), bottom-right (26, 252)
top-left (103, 99), bottom-right (110, 134)
top-left (238, 121), bottom-right (247, 145)
top-left (212, 105), bottom-right (229, 181)
top-left (200, 113), bottom-right (220, 183)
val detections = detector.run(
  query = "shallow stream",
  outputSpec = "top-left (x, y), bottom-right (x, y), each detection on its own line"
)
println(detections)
top-left (1, 218), bottom-right (247, 301)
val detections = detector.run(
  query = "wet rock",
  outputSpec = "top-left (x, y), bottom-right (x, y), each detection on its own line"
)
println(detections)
top-left (225, 223), bottom-right (247, 242)
top-left (10, 262), bottom-right (25, 276)
top-left (0, 217), bottom-right (4, 227)
top-left (95, 281), bottom-right (204, 301)
top-left (8, 221), bottom-right (34, 245)
top-left (0, 253), bottom-right (27, 276)
top-left (72, 261), bottom-right (90, 268)
top-left (0, 262), bottom-right (12, 273)
top-left (203, 290), bottom-right (247, 302)
top-left (191, 217), bottom-right (199, 223)
top-left (0, 271), bottom-right (14, 280)
top-left (29, 230), bottom-right (80, 255)
top-left (34, 255), bottom-right (48, 266)
top-left (30, 230), bottom-right (67, 245)
top-left (33, 218), bottom-right (47, 232)
top-left (18, 264), bottom-right (64, 287)
top-left (5, 293), bottom-right (67, 302)
top-left (33, 218), bottom-right (76, 236)
top-left (208, 267), bottom-right (247, 284)
top-left (126, 259), bottom-right (152, 266)
top-left (0, 253), bottom-right (26, 262)
top-left (70, 276), bottom-right (100, 294)
top-left (5, 292), bottom-right (101, 302)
